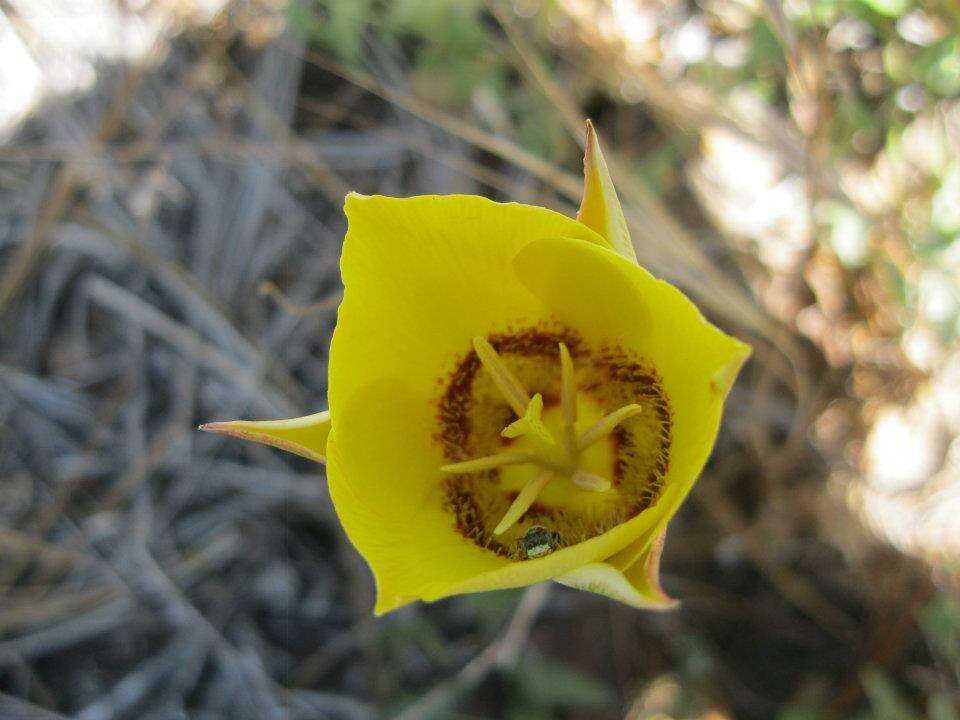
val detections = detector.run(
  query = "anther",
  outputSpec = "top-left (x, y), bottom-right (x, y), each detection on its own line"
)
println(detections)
top-left (441, 451), bottom-right (538, 474)
top-left (473, 336), bottom-right (530, 417)
top-left (449, 337), bottom-right (642, 539)
top-left (571, 470), bottom-right (612, 492)
top-left (558, 342), bottom-right (578, 452)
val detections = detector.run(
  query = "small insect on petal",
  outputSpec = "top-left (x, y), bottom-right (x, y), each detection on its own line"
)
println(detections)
top-left (519, 525), bottom-right (561, 559)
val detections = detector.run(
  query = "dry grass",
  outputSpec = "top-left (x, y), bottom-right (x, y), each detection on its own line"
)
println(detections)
top-left (0, 1), bottom-right (956, 718)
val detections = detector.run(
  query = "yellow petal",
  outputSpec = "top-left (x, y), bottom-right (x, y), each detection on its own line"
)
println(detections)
top-left (200, 411), bottom-right (330, 464)
top-left (328, 375), bottom-right (676, 614)
top-left (326, 195), bottom-right (653, 614)
top-left (430, 509), bottom-right (665, 601)
top-left (329, 193), bottom-right (610, 418)
top-left (326, 379), bottom-right (503, 615)
top-left (556, 529), bottom-right (677, 610)
top-left (577, 120), bottom-right (637, 263)
top-left (513, 236), bottom-right (750, 538)
top-left (326, 193), bottom-right (749, 614)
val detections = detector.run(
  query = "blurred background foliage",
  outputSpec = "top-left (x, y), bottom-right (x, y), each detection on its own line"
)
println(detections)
top-left (0, 0), bottom-right (958, 718)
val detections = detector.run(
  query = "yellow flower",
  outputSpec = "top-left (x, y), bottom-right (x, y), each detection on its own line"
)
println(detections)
top-left (202, 121), bottom-right (750, 615)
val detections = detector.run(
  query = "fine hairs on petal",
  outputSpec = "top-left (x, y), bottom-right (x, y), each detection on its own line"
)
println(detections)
top-left (448, 337), bottom-right (649, 536)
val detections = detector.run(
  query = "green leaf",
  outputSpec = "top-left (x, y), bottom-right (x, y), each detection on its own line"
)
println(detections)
top-left (383, 0), bottom-right (502, 105)
top-left (883, 41), bottom-right (912, 84)
top-left (778, 702), bottom-right (828, 720)
top-left (929, 692), bottom-right (960, 720)
top-left (819, 201), bottom-right (871, 269)
top-left (507, 700), bottom-right (553, 720)
top-left (932, 163), bottom-right (960, 234)
top-left (292, 0), bottom-right (370, 63)
top-left (745, 19), bottom-right (786, 77)
top-left (637, 140), bottom-right (683, 196)
top-left (919, 595), bottom-right (960, 668)
top-left (799, 0), bottom-right (843, 26)
top-left (459, 589), bottom-right (526, 627)
top-left (919, 37), bottom-right (960, 96)
top-left (858, 0), bottom-right (912, 18)
top-left (286, 0), bottom-right (326, 37)
top-left (514, 655), bottom-right (614, 709)
top-left (860, 668), bottom-right (922, 720)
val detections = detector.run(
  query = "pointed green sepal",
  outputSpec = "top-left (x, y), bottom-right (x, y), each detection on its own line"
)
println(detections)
top-left (556, 528), bottom-right (677, 610)
top-left (577, 120), bottom-right (638, 264)
top-left (200, 410), bottom-right (331, 464)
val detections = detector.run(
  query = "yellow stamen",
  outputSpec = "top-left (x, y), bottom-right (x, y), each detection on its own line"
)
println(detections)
top-left (441, 451), bottom-right (537, 474)
top-left (473, 336), bottom-right (530, 417)
top-left (501, 394), bottom-right (568, 468)
top-left (493, 470), bottom-right (553, 535)
top-left (571, 470), bottom-right (612, 492)
top-left (558, 342), bottom-right (578, 451)
top-left (451, 338), bottom-right (641, 537)
top-left (577, 404), bottom-right (643, 450)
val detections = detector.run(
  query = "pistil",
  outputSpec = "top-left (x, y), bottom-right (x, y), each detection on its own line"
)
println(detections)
top-left (441, 337), bottom-right (643, 536)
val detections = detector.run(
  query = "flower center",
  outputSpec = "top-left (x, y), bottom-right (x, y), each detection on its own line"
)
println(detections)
top-left (436, 326), bottom-right (672, 561)
top-left (441, 337), bottom-right (642, 536)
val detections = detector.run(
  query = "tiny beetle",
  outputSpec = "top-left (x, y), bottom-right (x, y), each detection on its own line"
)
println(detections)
top-left (520, 525), bottom-right (559, 559)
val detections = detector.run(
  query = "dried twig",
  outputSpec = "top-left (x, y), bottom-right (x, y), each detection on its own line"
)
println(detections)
top-left (395, 583), bottom-right (552, 720)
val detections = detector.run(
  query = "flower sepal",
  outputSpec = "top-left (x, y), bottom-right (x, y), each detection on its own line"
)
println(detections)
top-left (200, 411), bottom-right (331, 464)
top-left (578, 120), bottom-right (637, 264)
top-left (556, 528), bottom-right (677, 610)
top-left (204, 120), bottom-right (751, 616)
